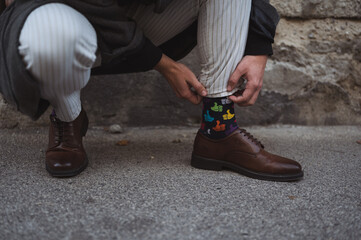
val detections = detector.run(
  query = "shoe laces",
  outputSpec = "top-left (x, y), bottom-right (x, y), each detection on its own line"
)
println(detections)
top-left (239, 129), bottom-right (264, 148)
top-left (51, 116), bottom-right (73, 144)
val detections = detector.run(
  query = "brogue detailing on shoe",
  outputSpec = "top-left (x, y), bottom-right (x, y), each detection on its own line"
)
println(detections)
top-left (239, 129), bottom-right (264, 148)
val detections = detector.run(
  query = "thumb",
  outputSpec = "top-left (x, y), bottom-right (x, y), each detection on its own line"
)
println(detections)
top-left (188, 76), bottom-right (208, 97)
top-left (227, 64), bottom-right (247, 92)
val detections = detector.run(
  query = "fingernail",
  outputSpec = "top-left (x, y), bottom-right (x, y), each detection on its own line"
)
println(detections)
top-left (201, 91), bottom-right (207, 96)
top-left (227, 86), bottom-right (231, 91)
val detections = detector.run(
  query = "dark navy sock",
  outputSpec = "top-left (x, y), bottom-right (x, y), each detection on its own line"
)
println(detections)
top-left (199, 97), bottom-right (238, 139)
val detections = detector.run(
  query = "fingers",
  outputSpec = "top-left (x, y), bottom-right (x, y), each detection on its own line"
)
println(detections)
top-left (228, 89), bottom-right (253, 106)
top-left (177, 87), bottom-right (203, 105)
top-left (179, 64), bottom-right (206, 104)
top-left (228, 77), bottom-right (262, 106)
top-left (191, 94), bottom-right (203, 105)
top-left (188, 77), bottom-right (208, 97)
top-left (229, 88), bottom-right (261, 106)
top-left (227, 55), bottom-right (267, 105)
top-left (248, 83), bottom-right (262, 105)
top-left (227, 63), bottom-right (247, 92)
top-left (158, 59), bottom-right (206, 105)
top-left (172, 77), bottom-right (203, 105)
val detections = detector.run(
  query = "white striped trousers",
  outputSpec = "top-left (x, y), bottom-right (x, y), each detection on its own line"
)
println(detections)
top-left (18, 0), bottom-right (251, 121)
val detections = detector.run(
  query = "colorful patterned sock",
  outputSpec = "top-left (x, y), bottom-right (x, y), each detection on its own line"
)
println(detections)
top-left (200, 97), bottom-right (238, 139)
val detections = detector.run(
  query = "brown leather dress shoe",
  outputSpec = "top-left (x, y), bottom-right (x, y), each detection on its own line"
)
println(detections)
top-left (191, 128), bottom-right (303, 181)
top-left (45, 110), bottom-right (89, 177)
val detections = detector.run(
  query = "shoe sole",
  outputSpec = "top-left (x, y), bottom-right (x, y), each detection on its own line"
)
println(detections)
top-left (191, 154), bottom-right (303, 182)
top-left (46, 157), bottom-right (88, 178)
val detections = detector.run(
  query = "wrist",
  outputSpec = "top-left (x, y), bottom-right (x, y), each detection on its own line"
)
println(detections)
top-left (245, 55), bottom-right (268, 65)
top-left (154, 54), bottom-right (176, 74)
top-left (246, 55), bottom-right (268, 59)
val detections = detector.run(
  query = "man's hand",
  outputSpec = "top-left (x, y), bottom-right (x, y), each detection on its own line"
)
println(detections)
top-left (5, 0), bottom-right (14, 7)
top-left (227, 55), bottom-right (268, 106)
top-left (154, 54), bottom-right (207, 105)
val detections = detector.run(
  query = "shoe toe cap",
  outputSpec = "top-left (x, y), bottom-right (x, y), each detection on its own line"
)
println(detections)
top-left (284, 160), bottom-right (302, 173)
top-left (46, 151), bottom-right (87, 173)
top-left (274, 156), bottom-right (303, 174)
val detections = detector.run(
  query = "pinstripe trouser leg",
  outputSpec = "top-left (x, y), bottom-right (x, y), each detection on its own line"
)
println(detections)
top-left (129, 0), bottom-right (252, 98)
top-left (18, 0), bottom-right (251, 122)
top-left (18, 3), bottom-right (97, 122)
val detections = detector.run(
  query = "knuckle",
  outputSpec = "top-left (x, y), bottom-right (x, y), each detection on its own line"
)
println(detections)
top-left (249, 98), bottom-right (257, 105)
top-left (234, 98), bottom-right (244, 104)
top-left (238, 103), bottom-right (245, 107)
top-left (180, 91), bottom-right (191, 99)
top-left (229, 78), bottom-right (237, 85)
top-left (235, 67), bottom-right (242, 74)
top-left (249, 82), bottom-right (258, 89)
top-left (257, 83), bottom-right (263, 90)
top-left (194, 83), bottom-right (203, 91)
top-left (179, 92), bottom-right (186, 98)
top-left (241, 102), bottom-right (252, 106)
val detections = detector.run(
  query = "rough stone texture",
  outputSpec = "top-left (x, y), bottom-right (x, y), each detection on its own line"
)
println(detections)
top-left (1, 1), bottom-right (361, 128)
top-left (262, 18), bottom-right (361, 125)
top-left (81, 62), bottom-right (202, 127)
top-left (270, 0), bottom-right (361, 19)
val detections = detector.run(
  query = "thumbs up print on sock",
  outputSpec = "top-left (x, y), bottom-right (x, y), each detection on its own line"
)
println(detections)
top-left (211, 103), bottom-right (223, 112)
top-left (222, 109), bottom-right (235, 120)
top-left (204, 110), bottom-right (214, 122)
top-left (212, 120), bottom-right (226, 132)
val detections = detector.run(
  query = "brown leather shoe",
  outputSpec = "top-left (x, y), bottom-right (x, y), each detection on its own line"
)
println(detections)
top-left (45, 110), bottom-right (89, 177)
top-left (191, 128), bottom-right (303, 181)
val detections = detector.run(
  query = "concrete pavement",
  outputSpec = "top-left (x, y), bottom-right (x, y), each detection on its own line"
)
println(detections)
top-left (0, 125), bottom-right (360, 239)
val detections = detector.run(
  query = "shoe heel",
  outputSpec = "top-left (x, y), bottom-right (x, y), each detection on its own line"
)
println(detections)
top-left (191, 154), bottom-right (223, 171)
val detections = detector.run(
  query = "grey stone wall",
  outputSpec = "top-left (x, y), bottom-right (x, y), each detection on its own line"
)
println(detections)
top-left (263, 0), bottom-right (361, 125)
top-left (1, 0), bottom-right (360, 128)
